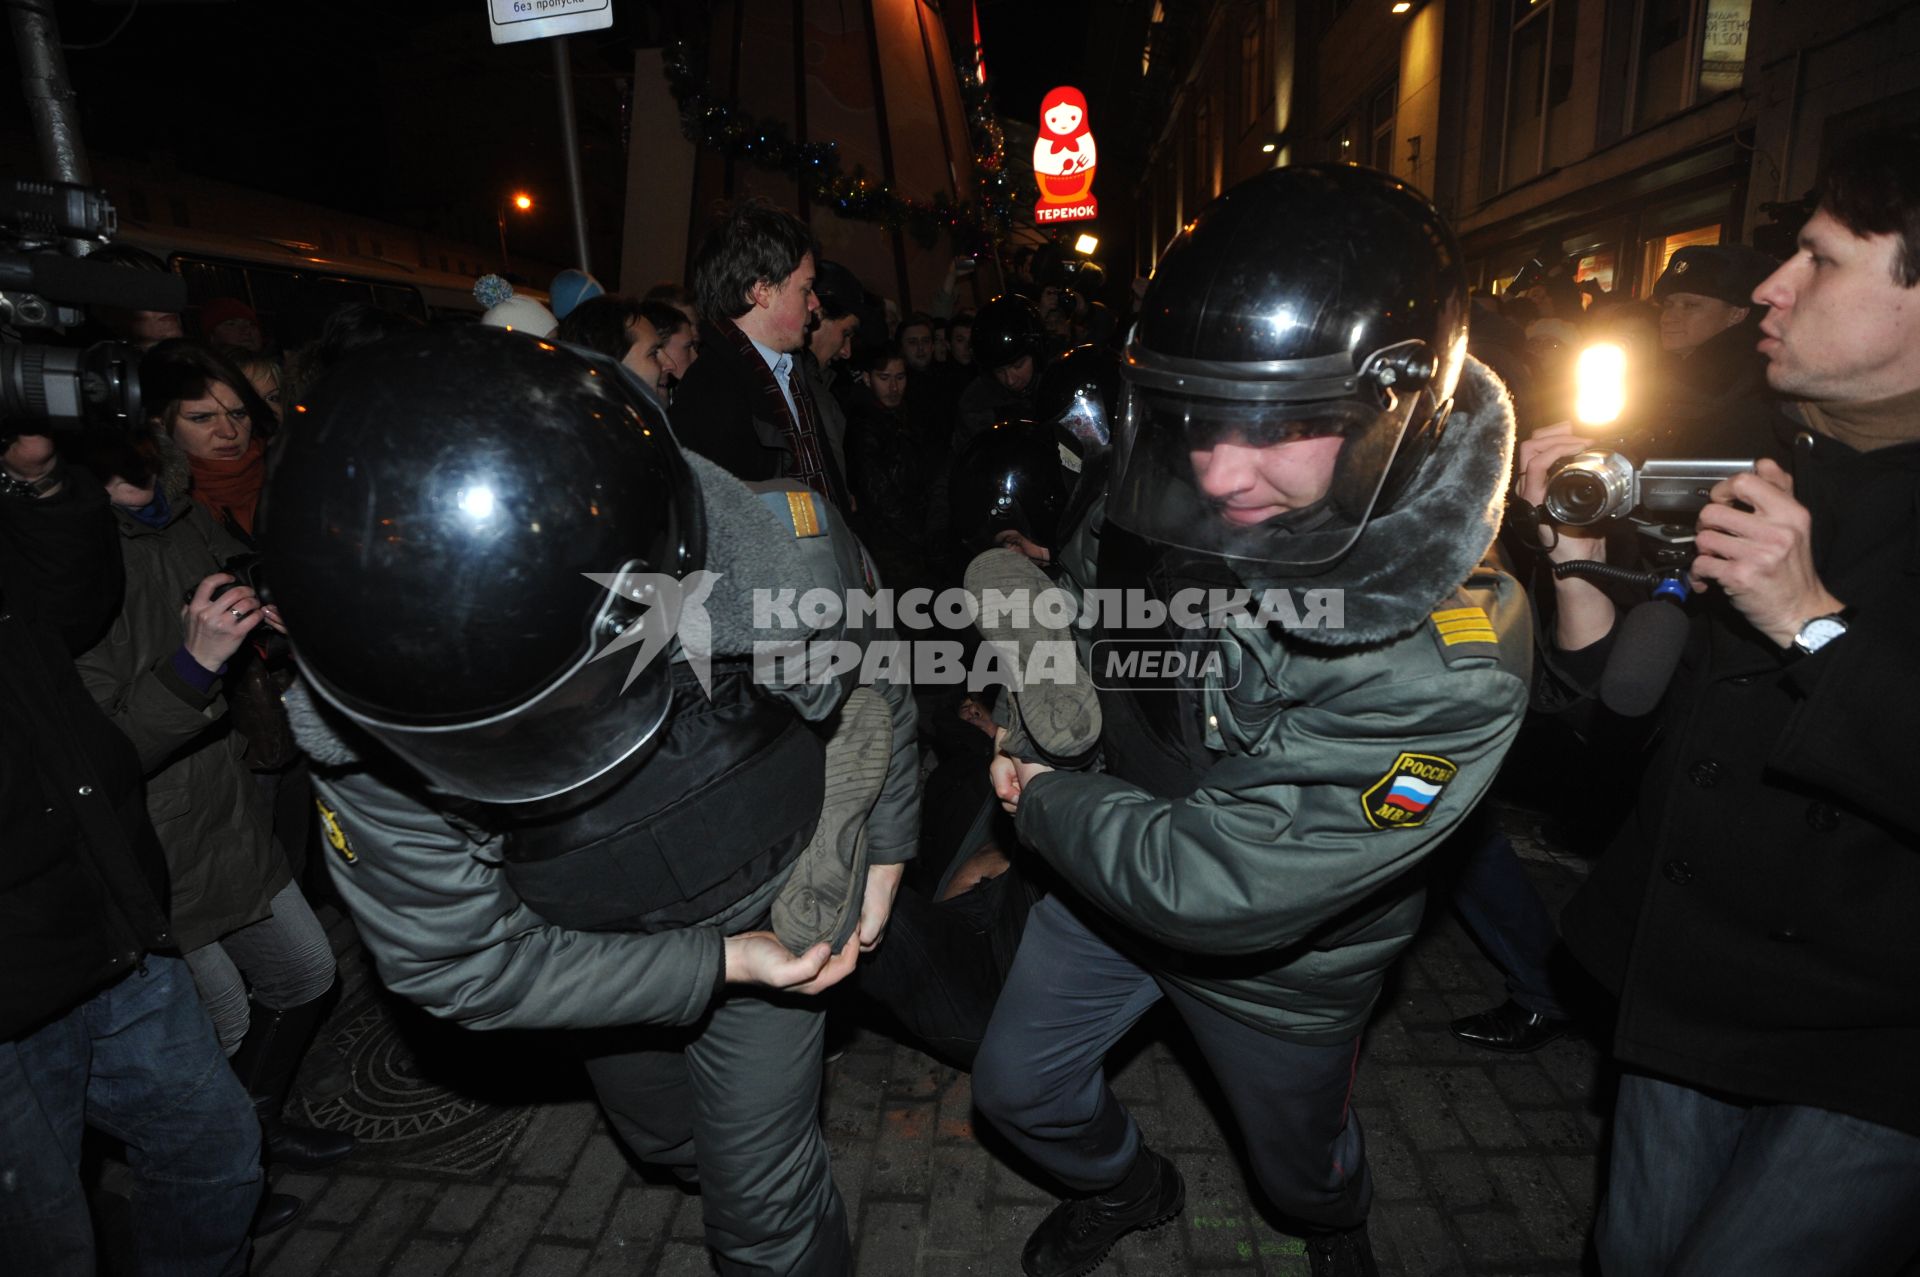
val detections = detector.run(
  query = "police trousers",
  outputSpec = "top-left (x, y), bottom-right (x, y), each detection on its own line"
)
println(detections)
top-left (973, 893), bottom-right (1372, 1231)
top-left (583, 989), bottom-right (849, 1276)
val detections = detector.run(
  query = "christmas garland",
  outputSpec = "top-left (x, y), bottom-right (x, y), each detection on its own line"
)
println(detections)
top-left (660, 41), bottom-right (1029, 252)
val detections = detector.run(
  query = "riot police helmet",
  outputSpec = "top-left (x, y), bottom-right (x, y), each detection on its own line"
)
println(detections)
top-left (970, 294), bottom-right (1047, 373)
top-left (1110, 164), bottom-right (1468, 572)
top-left (260, 325), bottom-right (704, 805)
top-left (948, 419), bottom-right (1069, 555)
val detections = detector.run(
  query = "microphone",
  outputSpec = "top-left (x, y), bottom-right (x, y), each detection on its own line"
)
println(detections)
top-left (1599, 577), bottom-right (1691, 717)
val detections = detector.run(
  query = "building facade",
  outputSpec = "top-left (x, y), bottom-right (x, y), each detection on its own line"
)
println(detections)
top-left (1132, 0), bottom-right (1920, 296)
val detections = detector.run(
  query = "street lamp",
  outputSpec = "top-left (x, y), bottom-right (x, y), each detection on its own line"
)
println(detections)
top-left (497, 191), bottom-right (534, 276)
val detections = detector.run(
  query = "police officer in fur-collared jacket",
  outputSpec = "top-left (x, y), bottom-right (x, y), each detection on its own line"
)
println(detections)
top-left (969, 166), bottom-right (1532, 1277)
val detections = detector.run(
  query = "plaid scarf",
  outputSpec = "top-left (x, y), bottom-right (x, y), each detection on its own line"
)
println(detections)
top-left (715, 319), bottom-right (845, 510)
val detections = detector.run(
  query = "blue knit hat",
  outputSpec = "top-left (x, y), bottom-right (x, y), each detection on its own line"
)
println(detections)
top-left (549, 269), bottom-right (605, 320)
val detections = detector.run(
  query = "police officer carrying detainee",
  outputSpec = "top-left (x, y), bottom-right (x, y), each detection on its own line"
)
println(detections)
top-left (258, 325), bottom-right (918, 1274)
top-left (968, 166), bottom-right (1532, 1277)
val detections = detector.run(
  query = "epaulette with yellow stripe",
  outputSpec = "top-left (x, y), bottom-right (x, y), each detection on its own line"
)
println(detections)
top-left (1429, 601), bottom-right (1502, 665)
top-left (758, 488), bottom-right (829, 539)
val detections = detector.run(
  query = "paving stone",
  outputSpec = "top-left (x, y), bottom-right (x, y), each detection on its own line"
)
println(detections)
top-left (460, 1184), bottom-right (561, 1273)
top-left (1487, 1062), bottom-right (1568, 1108)
top-left (510, 1102), bottom-right (601, 1180)
top-left (1484, 1154), bottom-right (1585, 1255)
top-left (868, 1098), bottom-right (937, 1197)
top-left (647, 1241), bottom-right (714, 1275)
top-left (1369, 1201), bottom-right (1466, 1277)
top-left (1516, 1106), bottom-right (1594, 1151)
top-left (315, 1179), bottom-right (437, 1273)
top-left (256, 1226), bottom-right (340, 1277)
top-left (1376, 1066), bottom-right (1470, 1151)
top-left (856, 1198), bottom-right (926, 1273)
top-left (1432, 1066), bottom-right (1531, 1149)
top-left (388, 1238), bottom-right (462, 1277)
top-left (582, 1184), bottom-right (679, 1275)
top-left (422, 1182), bottom-right (500, 1234)
top-left (1546, 1152), bottom-right (1600, 1224)
top-left (667, 1185), bottom-right (706, 1242)
top-left (1365, 1130), bottom-right (1427, 1201)
top-left (304, 1174), bottom-right (383, 1226)
top-left (884, 1043), bottom-right (954, 1099)
top-left (1425, 1150), bottom-right (1496, 1212)
top-left (926, 1143), bottom-right (994, 1251)
top-left (516, 1241), bottom-right (590, 1276)
top-left (1179, 1149), bottom-right (1261, 1268)
top-left (935, 1069), bottom-right (976, 1142)
top-left (542, 1130), bottom-right (633, 1240)
top-left (1449, 1206), bottom-right (1536, 1266)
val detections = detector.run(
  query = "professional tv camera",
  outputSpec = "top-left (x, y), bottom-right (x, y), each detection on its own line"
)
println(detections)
top-left (1, 177), bottom-right (184, 439)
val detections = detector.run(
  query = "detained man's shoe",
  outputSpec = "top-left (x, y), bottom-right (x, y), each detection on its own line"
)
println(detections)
top-left (1449, 998), bottom-right (1570, 1053)
top-left (1305, 1222), bottom-right (1380, 1277)
top-left (1021, 1147), bottom-right (1185, 1277)
top-left (964, 548), bottom-right (1101, 769)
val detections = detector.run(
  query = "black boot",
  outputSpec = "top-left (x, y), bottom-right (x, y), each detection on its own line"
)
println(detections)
top-left (1021, 1146), bottom-right (1185, 1277)
top-left (252, 1192), bottom-right (302, 1237)
top-left (231, 981), bottom-right (358, 1171)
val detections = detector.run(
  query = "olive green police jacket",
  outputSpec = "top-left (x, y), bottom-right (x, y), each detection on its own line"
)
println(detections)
top-left (1014, 359), bottom-right (1532, 1043)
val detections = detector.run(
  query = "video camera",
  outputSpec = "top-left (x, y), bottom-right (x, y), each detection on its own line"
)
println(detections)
top-left (1, 177), bottom-right (186, 440)
top-left (1538, 340), bottom-right (1756, 569)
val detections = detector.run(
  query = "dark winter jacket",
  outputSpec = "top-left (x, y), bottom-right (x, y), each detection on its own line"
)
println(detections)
top-left (1560, 410), bottom-right (1920, 1135)
top-left (1, 466), bottom-right (176, 1040)
top-left (670, 320), bottom-right (851, 511)
top-left (75, 441), bottom-right (286, 952)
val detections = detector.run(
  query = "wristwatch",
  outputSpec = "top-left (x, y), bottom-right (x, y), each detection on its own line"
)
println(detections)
top-left (0, 464), bottom-right (63, 501)
top-left (1791, 610), bottom-right (1852, 656)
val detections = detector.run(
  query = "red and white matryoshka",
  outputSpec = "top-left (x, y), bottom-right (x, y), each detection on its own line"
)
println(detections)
top-left (1032, 85), bottom-right (1097, 213)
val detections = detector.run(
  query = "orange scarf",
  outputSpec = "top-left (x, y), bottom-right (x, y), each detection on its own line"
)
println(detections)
top-left (188, 437), bottom-right (266, 537)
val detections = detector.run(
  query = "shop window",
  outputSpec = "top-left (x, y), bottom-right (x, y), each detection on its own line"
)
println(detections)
top-left (1500, 0), bottom-right (1581, 189)
top-left (1639, 222), bottom-right (1721, 297)
top-left (1573, 247), bottom-right (1618, 297)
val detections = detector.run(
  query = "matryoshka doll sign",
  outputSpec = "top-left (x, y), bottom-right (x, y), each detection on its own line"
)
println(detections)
top-left (1033, 85), bottom-right (1098, 223)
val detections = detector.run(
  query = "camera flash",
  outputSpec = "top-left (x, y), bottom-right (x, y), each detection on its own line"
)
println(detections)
top-left (1574, 342), bottom-right (1628, 427)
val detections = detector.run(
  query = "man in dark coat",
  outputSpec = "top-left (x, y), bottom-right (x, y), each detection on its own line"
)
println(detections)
top-left (669, 201), bottom-right (852, 516)
top-left (0, 431), bottom-right (262, 1273)
top-left (1645, 242), bottom-right (1783, 457)
top-left (1517, 126), bottom-right (1920, 1275)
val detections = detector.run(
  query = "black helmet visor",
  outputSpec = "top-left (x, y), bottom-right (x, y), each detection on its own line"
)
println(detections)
top-left (301, 563), bottom-right (674, 805)
top-left (1106, 382), bottom-right (1415, 572)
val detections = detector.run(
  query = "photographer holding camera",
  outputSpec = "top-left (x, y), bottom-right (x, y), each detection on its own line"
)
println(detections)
top-left (1517, 128), bottom-right (1920, 1275)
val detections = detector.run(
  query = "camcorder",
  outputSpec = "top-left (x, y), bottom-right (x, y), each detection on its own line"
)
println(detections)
top-left (1545, 340), bottom-right (1756, 567)
top-left (0, 177), bottom-right (185, 445)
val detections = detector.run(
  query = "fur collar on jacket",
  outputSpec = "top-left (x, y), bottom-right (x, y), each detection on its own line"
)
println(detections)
top-left (1245, 356), bottom-right (1516, 648)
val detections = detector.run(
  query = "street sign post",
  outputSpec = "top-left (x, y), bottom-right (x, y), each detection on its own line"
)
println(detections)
top-left (486, 0), bottom-right (612, 46)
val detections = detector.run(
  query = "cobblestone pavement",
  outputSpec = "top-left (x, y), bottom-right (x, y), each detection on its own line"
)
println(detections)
top-left (250, 814), bottom-right (1605, 1277)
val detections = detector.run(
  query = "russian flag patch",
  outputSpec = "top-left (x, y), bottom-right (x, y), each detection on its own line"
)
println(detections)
top-left (1361, 752), bottom-right (1459, 830)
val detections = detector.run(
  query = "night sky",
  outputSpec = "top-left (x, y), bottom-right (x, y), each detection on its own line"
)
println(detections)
top-left (10, 0), bottom-right (1104, 275)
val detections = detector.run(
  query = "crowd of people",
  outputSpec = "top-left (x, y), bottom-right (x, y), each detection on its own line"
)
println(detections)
top-left (4, 123), bottom-right (1918, 1277)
